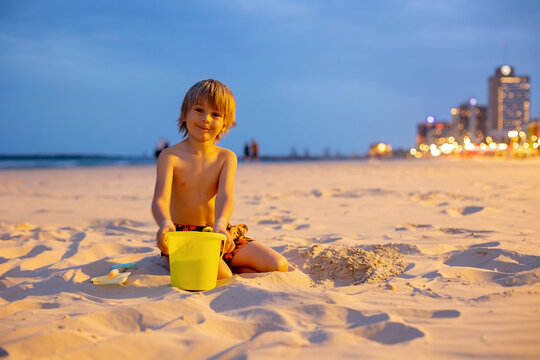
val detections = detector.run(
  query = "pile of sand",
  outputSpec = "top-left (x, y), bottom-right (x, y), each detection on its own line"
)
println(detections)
top-left (299, 244), bottom-right (408, 286)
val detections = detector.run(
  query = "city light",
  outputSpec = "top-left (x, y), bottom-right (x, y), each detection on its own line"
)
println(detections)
top-left (369, 143), bottom-right (392, 157)
top-left (412, 64), bottom-right (538, 160)
top-left (440, 143), bottom-right (453, 154)
top-left (508, 130), bottom-right (518, 138)
top-left (428, 144), bottom-right (439, 156)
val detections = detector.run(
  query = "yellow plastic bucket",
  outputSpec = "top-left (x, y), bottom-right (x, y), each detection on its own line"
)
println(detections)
top-left (164, 231), bottom-right (226, 291)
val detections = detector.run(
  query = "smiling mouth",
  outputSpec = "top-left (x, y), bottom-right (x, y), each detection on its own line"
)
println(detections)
top-left (197, 125), bottom-right (211, 131)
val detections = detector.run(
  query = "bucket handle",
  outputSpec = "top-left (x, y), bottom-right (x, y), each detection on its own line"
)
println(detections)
top-left (219, 238), bottom-right (225, 259)
top-left (203, 227), bottom-right (226, 260)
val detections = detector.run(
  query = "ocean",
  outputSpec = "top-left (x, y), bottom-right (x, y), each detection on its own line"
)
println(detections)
top-left (0, 154), bottom-right (371, 170)
top-left (0, 155), bottom-right (156, 170)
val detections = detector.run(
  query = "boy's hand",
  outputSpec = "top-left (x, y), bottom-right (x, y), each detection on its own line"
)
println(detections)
top-left (214, 220), bottom-right (235, 254)
top-left (157, 219), bottom-right (176, 255)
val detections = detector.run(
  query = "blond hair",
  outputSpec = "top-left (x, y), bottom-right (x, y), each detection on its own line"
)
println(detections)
top-left (177, 79), bottom-right (236, 142)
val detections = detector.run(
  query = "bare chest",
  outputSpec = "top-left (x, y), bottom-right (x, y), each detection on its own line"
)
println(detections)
top-left (172, 161), bottom-right (221, 197)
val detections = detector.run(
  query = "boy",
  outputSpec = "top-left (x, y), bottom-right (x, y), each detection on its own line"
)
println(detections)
top-left (151, 79), bottom-right (288, 279)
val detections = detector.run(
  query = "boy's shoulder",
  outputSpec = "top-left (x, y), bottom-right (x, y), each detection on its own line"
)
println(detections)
top-left (156, 143), bottom-right (182, 162)
top-left (157, 143), bottom-right (236, 163)
top-left (214, 146), bottom-right (237, 161)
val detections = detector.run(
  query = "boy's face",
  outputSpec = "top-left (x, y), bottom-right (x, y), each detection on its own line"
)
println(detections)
top-left (185, 98), bottom-right (225, 143)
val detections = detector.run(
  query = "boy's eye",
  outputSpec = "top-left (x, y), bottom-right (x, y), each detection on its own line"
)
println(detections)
top-left (193, 107), bottom-right (203, 112)
top-left (212, 112), bottom-right (223, 118)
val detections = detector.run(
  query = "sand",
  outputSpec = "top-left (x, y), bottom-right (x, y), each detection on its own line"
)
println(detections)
top-left (1, 159), bottom-right (539, 359)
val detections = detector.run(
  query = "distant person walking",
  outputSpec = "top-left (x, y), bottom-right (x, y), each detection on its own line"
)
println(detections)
top-left (154, 137), bottom-right (169, 159)
top-left (243, 142), bottom-right (251, 162)
top-left (251, 140), bottom-right (259, 162)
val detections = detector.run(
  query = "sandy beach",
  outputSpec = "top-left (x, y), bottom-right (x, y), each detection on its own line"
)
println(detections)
top-left (1, 158), bottom-right (539, 359)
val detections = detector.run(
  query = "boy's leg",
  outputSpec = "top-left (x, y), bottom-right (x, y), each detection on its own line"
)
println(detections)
top-left (230, 266), bottom-right (258, 273)
top-left (217, 258), bottom-right (233, 279)
top-left (230, 242), bottom-right (288, 273)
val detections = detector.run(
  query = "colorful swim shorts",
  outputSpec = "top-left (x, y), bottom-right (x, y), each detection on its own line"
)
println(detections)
top-left (161, 223), bottom-right (253, 267)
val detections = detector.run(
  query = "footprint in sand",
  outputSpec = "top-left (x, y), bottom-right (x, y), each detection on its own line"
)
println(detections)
top-left (295, 304), bottom-right (424, 345)
top-left (444, 206), bottom-right (484, 217)
top-left (331, 190), bottom-right (362, 198)
top-left (90, 219), bottom-right (151, 235)
top-left (408, 191), bottom-right (446, 206)
top-left (257, 216), bottom-right (295, 225)
top-left (441, 244), bottom-right (540, 287)
top-left (395, 223), bottom-right (432, 231)
top-left (309, 189), bottom-right (326, 198)
top-left (279, 223), bottom-right (310, 230)
top-left (438, 228), bottom-right (495, 237)
top-left (445, 247), bottom-right (540, 274)
top-left (256, 215), bottom-right (310, 231)
top-left (350, 321), bottom-right (424, 345)
top-left (391, 308), bottom-right (460, 319)
top-left (474, 182), bottom-right (495, 190)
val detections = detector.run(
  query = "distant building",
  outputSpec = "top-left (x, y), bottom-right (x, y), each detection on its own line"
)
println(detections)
top-left (417, 118), bottom-right (451, 146)
top-left (451, 97), bottom-right (487, 143)
top-left (417, 122), bottom-right (431, 146)
top-left (369, 143), bottom-right (392, 158)
top-left (528, 119), bottom-right (539, 145)
top-left (487, 65), bottom-right (530, 141)
top-left (429, 122), bottom-right (452, 145)
top-left (416, 122), bottom-right (433, 146)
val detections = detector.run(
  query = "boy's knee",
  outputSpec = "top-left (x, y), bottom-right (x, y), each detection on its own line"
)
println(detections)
top-left (277, 257), bottom-right (288, 272)
top-left (218, 260), bottom-right (233, 279)
top-left (257, 255), bottom-right (288, 273)
top-left (218, 267), bottom-right (233, 280)
top-left (273, 255), bottom-right (288, 272)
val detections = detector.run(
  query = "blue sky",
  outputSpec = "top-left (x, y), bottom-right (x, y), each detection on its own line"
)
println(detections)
top-left (1, 0), bottom-right (539, 156)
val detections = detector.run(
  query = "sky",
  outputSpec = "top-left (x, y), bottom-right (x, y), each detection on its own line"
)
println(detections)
top-left (1, 0), bottom-right (540, 157)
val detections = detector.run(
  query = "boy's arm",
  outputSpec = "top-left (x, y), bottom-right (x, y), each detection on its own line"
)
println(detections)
top-left (213, 151), bottom-right (237, 252)
top-left (152, 151), bottom-right (175, 254)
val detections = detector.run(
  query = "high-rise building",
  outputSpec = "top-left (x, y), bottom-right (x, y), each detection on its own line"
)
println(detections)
top-left (451, 97), bottom-right (487, 143)
top-left (417, 116), bottom-right (451, 146)
top-left (416, 122), bottom-right (432, 146)
top-left (429, 122), bottom-right (452, 145)
top-left (417, 116), bottom-right (436, 146)
top-left (487, 65), bottom-right (530, 140)
top-left (528, 118), bottom-right (539, 146)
